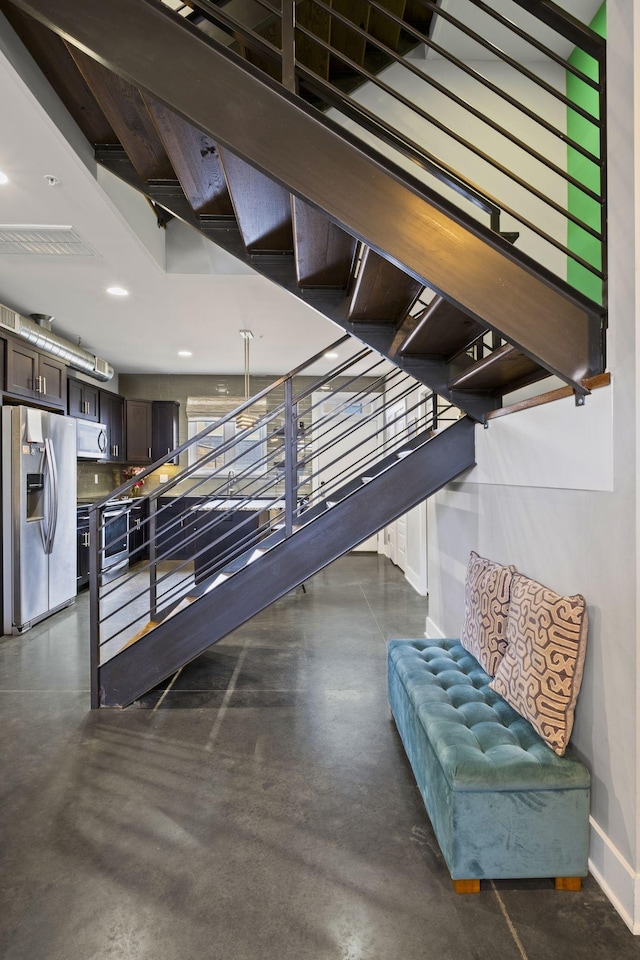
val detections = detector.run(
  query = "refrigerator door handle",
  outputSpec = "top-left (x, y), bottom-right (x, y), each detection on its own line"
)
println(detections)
top-left (39, 444), bottom-right (51, 554)
top-left (46, 438), bottom-right (60, 554)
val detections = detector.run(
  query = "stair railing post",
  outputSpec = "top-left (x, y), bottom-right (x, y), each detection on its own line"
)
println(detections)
top-left (281, 0), bottom-right (296, 93)
top-left (149, 496), bottom-right (158, 620)
top-left (89, 505), bottom-right (100, 709)
top-left (284, 377), bottom-right (296, 536)
top-left (431, 392), bottom-right (438, 432)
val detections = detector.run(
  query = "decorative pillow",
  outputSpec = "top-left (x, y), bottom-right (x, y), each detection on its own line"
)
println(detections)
top-left (460, 551), bottom-right (516, 675)
top-left (489, 573), bottom-right (588, 756)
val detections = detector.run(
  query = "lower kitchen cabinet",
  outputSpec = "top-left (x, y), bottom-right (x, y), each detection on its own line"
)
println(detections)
top-left (77, 507), bottom-right (91, 591)
top-left (193, 509), bottom-right (263, 584)
top-left (129, 501), bottom-right (148, 564)
top-left (155, 498), bottom-right (200, 561)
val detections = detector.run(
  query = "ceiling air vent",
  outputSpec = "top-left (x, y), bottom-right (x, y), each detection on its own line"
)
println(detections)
top-left (94, 357), bottom-right (111, 378)
top-left (0, 225), bottom-right (97, 256)
top-left (0, 304), bottom-right (19, 331)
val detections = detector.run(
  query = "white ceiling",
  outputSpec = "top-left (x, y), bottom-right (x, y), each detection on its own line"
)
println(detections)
top-left (0, 1), bottom-right (602, 380)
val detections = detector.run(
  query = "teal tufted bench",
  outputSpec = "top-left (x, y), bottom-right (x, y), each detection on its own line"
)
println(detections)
top-left (388, 638), bottom-right (591, 893)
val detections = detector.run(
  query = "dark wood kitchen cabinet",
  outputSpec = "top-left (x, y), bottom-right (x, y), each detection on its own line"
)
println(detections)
top-left (6, 339), bottom-right (66, 406)
top-left (100, 390), bottom-right (126, 461)
top-left (68, 376), bottom-right (100, 421)
top-left (152, 400), bottom-right (180, 465)
top-left (129, 501), bottom-right (148, 564)
top-left (126, 399), bottom-right (153, 462)
top-left (76, 507), bottom-right (91, 591)
top-left (126, 399), bottom-right (180, 465)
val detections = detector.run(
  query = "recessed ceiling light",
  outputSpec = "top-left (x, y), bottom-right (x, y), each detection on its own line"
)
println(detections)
top-left (324, 351), bottom-right (339, 359)
top-left (178, 350), bottom-right (192, 357)
top-left (106, 286), bottom-right (129, 297)
top-left (0, 171), bottom-right (8, 185)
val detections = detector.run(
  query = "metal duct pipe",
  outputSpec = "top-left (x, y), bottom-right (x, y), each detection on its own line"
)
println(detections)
top-left (0, 304), bottom-right (114, 381)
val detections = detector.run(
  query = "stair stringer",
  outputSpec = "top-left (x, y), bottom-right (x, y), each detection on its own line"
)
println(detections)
top-left (11, 0), bottom-right (604, 390)
top-left (99, 416), bottom-right (476, 706)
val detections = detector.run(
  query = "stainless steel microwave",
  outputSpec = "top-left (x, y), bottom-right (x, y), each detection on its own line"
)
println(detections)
top-left (76, 419), bottom-right (108, 459)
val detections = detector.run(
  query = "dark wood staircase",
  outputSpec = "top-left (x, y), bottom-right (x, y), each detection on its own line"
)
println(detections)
top-left (0, 0), bottom-right (606, 423)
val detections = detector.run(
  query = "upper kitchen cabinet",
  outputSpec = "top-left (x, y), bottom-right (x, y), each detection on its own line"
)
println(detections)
top-left (126, 399), bottom-right (153, 463)
top-left (6, 340), bottom-right (66, 407)
top-left (152, 401), bottom-right (180, 465)
top-left (68, 376), bottom-right (100, 421)
top-left (100, 390), bottom-right (126, 462)
top-left (126, 399), bottom-right (180, 465)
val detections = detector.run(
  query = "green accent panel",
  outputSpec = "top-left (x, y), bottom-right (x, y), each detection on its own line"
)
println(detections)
top-left (566, 3), bottom-right (606, 304)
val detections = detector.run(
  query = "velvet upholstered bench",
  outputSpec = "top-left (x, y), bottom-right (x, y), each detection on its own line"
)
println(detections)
top-left (388, 553), bottom-right (591, 894)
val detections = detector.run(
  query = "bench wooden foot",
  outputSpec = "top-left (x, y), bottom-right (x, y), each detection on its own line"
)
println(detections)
top-left (452, 879), bottom-right (480, 894)
top-left (555, 876), bottom-right (582, 891)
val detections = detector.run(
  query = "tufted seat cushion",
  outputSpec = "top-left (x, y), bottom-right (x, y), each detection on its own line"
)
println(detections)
top-left (388, 638), bottom-right (590, 881)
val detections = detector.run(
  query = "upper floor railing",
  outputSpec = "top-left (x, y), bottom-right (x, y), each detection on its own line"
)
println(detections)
top-left (158, 0), bottom-right (606, 307)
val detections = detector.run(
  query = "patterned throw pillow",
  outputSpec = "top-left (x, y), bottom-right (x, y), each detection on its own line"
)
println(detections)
top-left (460, 551), bottom-right (516, 675)
top-left (489, 573), bottom-right (588, 756)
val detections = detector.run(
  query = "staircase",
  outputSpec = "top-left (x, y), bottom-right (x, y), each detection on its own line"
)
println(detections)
top-left (0, 0), bottom-right (608, 705)
top-left (2, 0), bottom-right (606, 420)
top-left (91, 346), bottom-right (474, 706)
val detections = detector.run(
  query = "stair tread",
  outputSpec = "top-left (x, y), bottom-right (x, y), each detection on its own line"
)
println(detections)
top-left (401, 297), bottom-right (486, 359)
top-left (348, 248), bottom-right (423, 324)
top-left (448, 345), bottom-right (548, 394)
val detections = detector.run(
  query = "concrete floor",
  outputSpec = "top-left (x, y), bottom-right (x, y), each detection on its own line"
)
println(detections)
top-left (0, 553), bottom-right (638, 960)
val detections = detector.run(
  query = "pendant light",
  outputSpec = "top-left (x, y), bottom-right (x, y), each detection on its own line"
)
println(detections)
top-left (236, 329), bottom-right (254, 431)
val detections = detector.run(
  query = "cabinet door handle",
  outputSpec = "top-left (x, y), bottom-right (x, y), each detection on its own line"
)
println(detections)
top-left (42, 376), bottom-right (47, 395)
top-left (82, 532), bottom-right (90, 547)
top-left (148, 447), bottom-right (152, 459)
top-left (35, 375), bottom-right (42, 393)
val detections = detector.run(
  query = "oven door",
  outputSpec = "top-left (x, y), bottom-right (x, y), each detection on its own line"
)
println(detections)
top-left (101, 507), bottom-right (130, 583)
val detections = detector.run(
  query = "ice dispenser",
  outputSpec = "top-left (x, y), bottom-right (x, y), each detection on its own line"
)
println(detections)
top-left (26, 472), bottom-right (44, 520)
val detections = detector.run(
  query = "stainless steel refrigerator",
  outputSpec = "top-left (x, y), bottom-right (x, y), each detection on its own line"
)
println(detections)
top-left (2, 405), bottom-right (77, 634)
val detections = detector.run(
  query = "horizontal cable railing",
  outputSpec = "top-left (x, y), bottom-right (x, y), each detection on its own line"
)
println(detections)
top-left (158, 0), bottom-right (606, 305)
top-left (89, 341), bottom-right (458, 698)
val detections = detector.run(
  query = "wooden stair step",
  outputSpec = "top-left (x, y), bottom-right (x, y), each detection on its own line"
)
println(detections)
top-left (144, 98), bottom-right (235, 217)
top-left (448, 344), bottom-right (549, 395)
top-left (67, 47), bottom-right (176, 184)
top-left (218, 147), bottom-right (293, 253)
top-left (400, 296), bottom-right (486, 359)
top-left (292, 199), bottom-right (357, 288)
top-left (349, 248), bottom-right (423, 324)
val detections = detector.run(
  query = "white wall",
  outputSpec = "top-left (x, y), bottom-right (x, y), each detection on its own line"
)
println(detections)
top-left (426, 0), bottom-right (640, 930)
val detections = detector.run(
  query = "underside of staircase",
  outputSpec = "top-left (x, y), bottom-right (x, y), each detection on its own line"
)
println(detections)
top-left (2, 0), bottom-right (606, 423)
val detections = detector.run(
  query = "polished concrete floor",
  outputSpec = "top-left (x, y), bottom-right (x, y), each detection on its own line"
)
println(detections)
top-left (1, 553), bottom-right (639, 960)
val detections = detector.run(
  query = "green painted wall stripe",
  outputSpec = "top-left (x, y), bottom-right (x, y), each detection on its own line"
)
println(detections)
top-left (566, 3), bottom-right (606, 305)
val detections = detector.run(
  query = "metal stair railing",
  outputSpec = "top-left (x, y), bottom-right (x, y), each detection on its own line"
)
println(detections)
top-left (89, 340), bottom-right (458, 704)
top-left (158, 0), bottom-right (606, 308)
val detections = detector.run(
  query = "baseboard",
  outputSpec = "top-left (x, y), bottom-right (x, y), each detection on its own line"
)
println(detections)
top-left (405, 564), bottom-right (427, 597)
top-left (425, 616), bottom-right (445, 639)
top-left (588, 816), bottom-right (640, 934)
